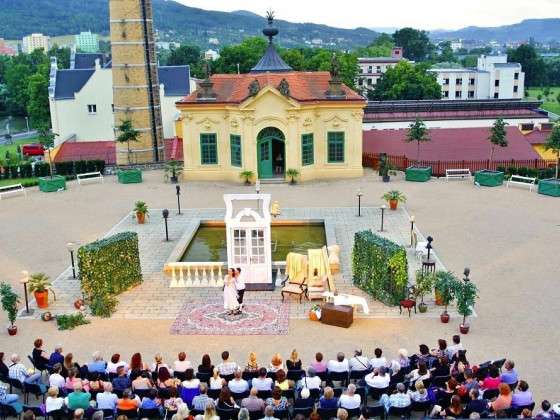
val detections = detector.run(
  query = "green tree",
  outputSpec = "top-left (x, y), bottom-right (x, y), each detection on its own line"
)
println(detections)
top-left (435, 41), bottom-right (456, 63)
top-left (166, 44), bottom-right (204, 78)
top-left (48, 46), bottom-right (71, 69)
top-left (392, 27), bottom-right (434, 61)
top-left (280, 49), bottom-right (305, 71)
top-left (488, 118), bottom-right (509, 166)
top-left (508, 44), bottom-right (546, 87)
top-left (4, 62), bottom-right (32, 114)
top-left (37, 124), bottom-right (57, 179)
top-left (406, 118), bottom-right (431, 164)
top-left (370, 61), bottom-right (441, 100)
top-left (213, 37), bottom-right (268, 74)
top-left (116, 119), bottom-right (140, 165)
top-left (27, 65), bottom-right (50, 128)
top-left (544, 123), bottom-right (560, 179)
top-left (356, 33), bottom-right (394, 58)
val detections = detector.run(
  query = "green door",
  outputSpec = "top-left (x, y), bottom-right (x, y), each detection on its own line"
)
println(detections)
top-left (257, 138), bottom-right (273, 178)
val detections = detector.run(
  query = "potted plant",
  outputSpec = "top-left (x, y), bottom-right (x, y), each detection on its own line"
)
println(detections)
top-left (378, 155), bottom-right (396, 182)
top-left (134, 201), bottom-right (149, 224)
top-left (164, 161), bottom-right (183, 184)
top-left (28, 273), bottom-right (56, 309)
top-left (434, 271), bottom-right (459, 323)
top-left (474, 118), bottom-right (508, 187)
top-left (405, 118), bottom-right (432, 182)
top-left (239, 170), bottom-right (254, 185)
top-left (414, 270), bottom-right (435, 313)
top-left (116, 119), bottom-right (140, 165)
top-left (382, 190), bottom-right (406, 210)
top-left (286, 168), bottom-right (300, 185)
top-left (309, 304), bottom-right (321, 321)
top-left (0, 282), bottom-right (20, 335)
top-left (456, 269), bottom-right (479, 334)
top-left (37, 125), bottom-right (66, 193)
top-left (539, 123), bottom-right (560, 197)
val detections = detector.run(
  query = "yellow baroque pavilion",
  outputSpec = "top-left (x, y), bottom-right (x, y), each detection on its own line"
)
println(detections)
top-left (176, 16), bottom-right (366, 183)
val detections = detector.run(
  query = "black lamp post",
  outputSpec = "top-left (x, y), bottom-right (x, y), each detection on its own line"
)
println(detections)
top-left (20, 270), bottom-right (30, 315)
top-left (426, 236), bottom-right (434, 260)
top-left (162, 209), bottom-right (169, 241)
top-left (379, 204), bottom-right (386, 232)
top-left (176, 185), bottom-right (182, 215)
top-left (463, 267), bottom-right (470, 282)
top-left (255, 180), bottom-right (261, 194)
top-left (67, 242), bottom-right (77, 279)
top-left (357, 189), bottom-right (363, 217)
top-left (409, 216), bottom-right (415, 247)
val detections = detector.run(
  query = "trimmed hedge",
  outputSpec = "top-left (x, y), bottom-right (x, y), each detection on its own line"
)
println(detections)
top-left (78, 232), bottom-right (142, 317)
top-left (352, 230), bottom-right (409, 306)
top-left (0, 159), bottom-right (105, 180)
top-left (496, 165), bottom-right (556, 182)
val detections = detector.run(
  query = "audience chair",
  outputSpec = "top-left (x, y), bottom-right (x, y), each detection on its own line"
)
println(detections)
top-left (207, 388), bottom-right (221, 399)
top-left (116, 408), bottom-right (139, 419)
top-left (292, 407), bottom-right (313, 418)
top-left (274, 409), bottom-right (290, 419)
top-left (366, 404), bottom-right (387, 419)
top-left (195, 372), bottom-right (211, 383)
top-left (482, 388), bottom-right (499, 400)
top-left (248, 410), bottom-right (264, 420)
top-left (216, 407), bottom-right (239, 420)
top-left (286, 369), bottom-right (305, 382)
top-left (242, 371), bottom-right (258, 381)
top-left (349, 369), bottom-right (370, 382)
top-left (318, 407), bottom-right (339, 420)
top-left (22, 405), bottom-right (45, 419)
top-left (387, 405), bottom-right (411, 419)
top-left (0, 402), bottom-right (22, 420)
top-left (346, 407), bottom-right (361, 419)
top-left (138, 407), bottom-right (160, 419)
top-left (411, 400), bottom-right (431, 416)
top-left (368, 386), bottom-right (389, 401)
top-left (281, 388), bottom-right (295, 401)
top-left (257, 389), bottom-right (272, 400)
top-left (327, 370), bottom-right (349, 387)
top-left (231, 390), bottom-right (249, 401)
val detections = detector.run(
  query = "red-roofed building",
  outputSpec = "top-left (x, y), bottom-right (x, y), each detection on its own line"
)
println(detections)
top-left (53, 141), bottom-right (116, 164)
top-left (0, 39), bottom-right (16, 56)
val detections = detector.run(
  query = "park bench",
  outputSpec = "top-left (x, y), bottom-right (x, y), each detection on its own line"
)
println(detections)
top-left (507, 174), bottom-right (536, 192)
top-left (77, 171), bottom-right (104, 185)
top-left (445, 168), bottom-right (472, 181)
top-left (0, 183), bottom-right (26, 200)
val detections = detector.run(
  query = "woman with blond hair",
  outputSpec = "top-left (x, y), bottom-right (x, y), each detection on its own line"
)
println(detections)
top-left (209, 368), bottom-right (225, 390)
top-left (152, 353), bottom-right (172, 375)
top-left (245, 352), bottom-right (259, 372)
top-left (408, 380), bottom-right (429, 402)
top-left (269, 353), bottom-right (283, 372)
top-left (286, 349), bottom-right (302, 371)
top-left (203, 401), bottom-right (219, 420)
top-left (45, 386), bottom-right (65, 413)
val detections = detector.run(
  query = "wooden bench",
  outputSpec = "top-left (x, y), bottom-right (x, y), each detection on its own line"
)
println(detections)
top-left (445, 168), bottom-right (472, 181)
top-left (0, 183), bottom-right (26, 200)
top-left (77, 171), bottom-right (104, 185)
top-left (507, 175), bottom-right (536, 192)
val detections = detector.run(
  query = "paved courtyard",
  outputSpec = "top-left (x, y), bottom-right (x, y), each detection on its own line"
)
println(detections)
top-left (1, 169), bottom-right (559, 401)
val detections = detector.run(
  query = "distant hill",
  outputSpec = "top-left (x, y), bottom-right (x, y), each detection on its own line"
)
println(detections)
top-left (0, 0), bottom-right (379, 49)
top-left (431, 19), bottom-right (560, 43)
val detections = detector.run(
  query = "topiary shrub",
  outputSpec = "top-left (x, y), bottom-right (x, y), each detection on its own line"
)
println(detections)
top-left (352, 230), bottom-right (408, 305)
top-left (78, 232), bottom-right (142, 317)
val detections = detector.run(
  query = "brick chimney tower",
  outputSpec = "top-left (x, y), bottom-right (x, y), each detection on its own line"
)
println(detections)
top-left (110, 0), bottom-right (163, 164)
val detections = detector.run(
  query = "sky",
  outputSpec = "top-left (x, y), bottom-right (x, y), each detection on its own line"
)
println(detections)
top-left (176, 0), bottom-right (560, 31)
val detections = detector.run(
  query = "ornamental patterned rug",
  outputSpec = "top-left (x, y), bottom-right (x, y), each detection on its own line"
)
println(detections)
top-left (170, 300), bottom-right (290, 335)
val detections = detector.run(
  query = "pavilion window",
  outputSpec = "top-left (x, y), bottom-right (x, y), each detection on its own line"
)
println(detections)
top-left (200, 133), bottom-right (218, 165)
top-left (301, 134), bottom-right (314, 166)
top-left (230, 134), bottom-right (242, 167)
top-left (327, 132), bottom-right (344, 163)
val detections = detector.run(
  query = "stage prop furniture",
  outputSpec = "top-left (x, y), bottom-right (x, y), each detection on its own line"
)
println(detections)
top-left (320, 303), bottom-right (354, 328)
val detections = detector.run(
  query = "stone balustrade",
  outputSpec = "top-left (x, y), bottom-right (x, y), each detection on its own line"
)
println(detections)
top-left (165, 262), bottom-right (226, 288)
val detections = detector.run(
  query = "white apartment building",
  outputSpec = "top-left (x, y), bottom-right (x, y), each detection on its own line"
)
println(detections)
top-left (48, 53), bottom-right (196, 146)
top-left (429, 55), bottom-right (525, 100)
top-left (22, 33), bottom-right (49, 53)
top-left (357, 47), bottom-right (407, 91)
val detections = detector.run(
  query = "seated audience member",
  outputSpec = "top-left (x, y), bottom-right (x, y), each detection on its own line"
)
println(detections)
top-left (72, 408), bottom-right (85, 420)
top-left (512, 380), bottom-right (534, 408)
top-left (406, 361), bottom-right (431, 384)
top-left (49, 363), bottom-right (66, 390)
top-left (157, 366), bottom-right (180, 389)
top-left (489, 383), bottom-right (512, 412)
top-left (245, 352), bottom-right (259, 372)
top-left (261, 405), bottom-right (279, 420)
top-left (49, 346), bottom-right (65, 367)
top-left (408, 380), bottom-right (429, 402)
top-left (45, 387), bottom-right (65, 413)
top-left (9, 354), bottom-right (44, 386)
top-left (286, 350), bottom-right (302, 371)
top-left (229, 369), bottom-right (249, 393)
top-left (431, 339), bottom-right (448, 358)
top-left (209, 368), bottom-right (225, 390)
top-left (174, 352), bottom-right (192, 373)
top-left (431, 394), bottom-right (463, 418)
top-left (192, 383), bottom-right (211, 411)
top-left (432, 356), bottom-right (450, 377)
top-left (129, 353), bottom-right (149, 372)
top-left (88, 352), bottom-right (107, 374)
top-left (217, 351), bottom-right (238, 377)
top-left (117, 389), bottom-right (140, 411)
top-left (238, 407), bottom-right (250, 420)
top-left (447, 335), bottom-right (463, 360)
top-left (269, 353), bottom-right (284, 372)
top-left (379, 383), bottom-right (411, 412)
top-left (112, 367), bottom-right (131, 391)
top-left (327, 352), bottom-right (349, 373)
top-left (132, 371), bottom-right (153, 390)
top-left (338, 384), bottom-right (361, 410)
top-left (216, 386), bottom-right (237, 410)
top-left (369, 348), bottom-right (387, 370)
top-left (451, 350), bottom-right (470, 376)
top-left (294, 388), bottom-right (314, 409)
top-left (480, 366), bottom-right (501, 390)
top-left (65, 383), bottom-right (91, 410)
top-left (438, 377), bottom-right (458, 402)
top-left (66, 368), bottom-right (89, 392)
top-left (415, 344), bottom-right (432, 366)
top-left (298, 367), bottom-right (322, 390)
top-left (520, 408), bottom-right (533, 418)
top-left (241, 387), bottom-right (265, 412)
top-left (396, 349), bottom-right (409, 370)
top-left (0, 379), bottom-right (21, 410)
top-left (349, 350), bottom-right (371, 372)
top-left (500, 360), bottom-right (519, 386)
top-left (140, 389), bottom-right (161, 411)
top-left (535, 400), bottom-right (554, 418)
top-left (319, 386), bottom-right (338, 409)
top-left (311, 352), bottom-right (327, 373)
top-left (274, 369), bottom-right (291, 391)
top-left (463, 369), bottom-right (479, 392)
top-left (152, 353), bottom-right (171, 375)
top-left (163, 388), bottom-right (182, 412)
top-left (464, 389), bottom-right (488, 417)
top-left (252, 367), bottom-right (273, 391)
top-left (63, 353), bottom-right (81, 377)
top-left (182, 368), bottom-right (200, 389)
top-left (365, 366), bottom-right (390, 389)
top-left (88, 373), bottom-right (104, 393)
top-left (203, 401), bottom-right (219, 420)
top-left (174, 404), bottom-right (191, 420)
top-left (198, 354), bottom-right (214, 375)
top-left (265, 386), bottom-right (289, 410)
top-left (96, 382), bottom-right (118, 411)
top-left (32, 338), bottom-right (51, 371)
top-left (106, 354), bottom-right (127, 375)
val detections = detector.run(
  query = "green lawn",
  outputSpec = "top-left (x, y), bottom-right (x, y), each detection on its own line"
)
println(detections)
top-left (0, 136), bottom-right (39, 157)
top-left (0, 177), bottom-right (37, 187)
top-left (527, 87), bottom-right (560, 115)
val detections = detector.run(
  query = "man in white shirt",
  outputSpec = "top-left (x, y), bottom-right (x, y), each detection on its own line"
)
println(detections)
top-left (49, 363), bottom-right (66, 390)
top-left (349, 350), bottom-right (371, 372)
top-left (365, 366), bottom-right (390, 389)
top-left (327, 352), bottom-right (349, 373)
top-left (235, 268), bottom-right (246, 310)
top-left (252, 368), bottom-right (273, 391)
top-left (228, 369), bottom-right (249, 393)
top-left (446, 335), bottom-right (463, 359)
top-left (217, 351), bottom-right (238, 377)
top-left (96, 383), bottom-right (118, 410)
top-left (338, 384), bottom-right (361, 410)
top-left (369, 348), bottom-right (387, 370)
top-left (297, 367), bottom-right (322, 390)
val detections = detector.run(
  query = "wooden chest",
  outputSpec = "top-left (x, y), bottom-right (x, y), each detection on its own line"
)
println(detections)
top-left (320, 303), bottom-right (354, 328)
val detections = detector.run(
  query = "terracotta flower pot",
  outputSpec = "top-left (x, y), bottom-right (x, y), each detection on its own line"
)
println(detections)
top-left (434, 289), bottom-right (444, 306)
top-left (389, 199), bottom-right (398, 210)
top-left (34, 290), bottom-right (49, 309)
top-left (459, 324), bottom-right (470, 334)
top-left (136, 212), bottom-right (146, 224)
top-left (440, 312), bottom-right (450, 323)
top-left (7, 325), bottom-right (17, 336)
top-left (74, 299), bottom-right (85, 310)
top-left (418, 303), bottom-right (427, 313)
top-left (309, 311), bottom-right (319, 321)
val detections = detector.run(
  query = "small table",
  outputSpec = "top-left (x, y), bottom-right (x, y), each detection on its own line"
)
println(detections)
top-left (322, 292), bottom-right (370, 314)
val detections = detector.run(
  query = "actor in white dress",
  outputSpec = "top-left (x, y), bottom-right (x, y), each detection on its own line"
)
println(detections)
top-left (223, 268), bottom-right (240, 314)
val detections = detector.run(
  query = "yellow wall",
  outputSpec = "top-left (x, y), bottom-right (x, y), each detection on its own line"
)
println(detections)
top-left (533, 144), bottom-right (559, 160)
top-left (178, 86), bottom-right (365, 182)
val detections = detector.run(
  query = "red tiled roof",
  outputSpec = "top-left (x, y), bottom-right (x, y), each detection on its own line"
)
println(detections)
top-left (363, 126), bottom-right (541, 161)
top-left (0, 45), bottom-right (16, 56)
top-left (523, 128), bottom-right (551, 145)
top-left (163, 137), bottom-right (183, 161)
top-left (178, 71), bottom-right (365, 105)
top-left (363, 109), bottom-right (545, 122)
top-left (54, 141), bottom-right (116, 164)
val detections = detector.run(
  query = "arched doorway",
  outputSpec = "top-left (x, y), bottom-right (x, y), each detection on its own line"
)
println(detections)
top-left (257, 127), bottom-right (285, 179)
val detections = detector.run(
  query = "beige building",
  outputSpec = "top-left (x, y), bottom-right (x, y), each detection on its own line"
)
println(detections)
top-left (22, 33), bottom-right (49, 53)
top-left (357, 47), bottom-right (408, 92)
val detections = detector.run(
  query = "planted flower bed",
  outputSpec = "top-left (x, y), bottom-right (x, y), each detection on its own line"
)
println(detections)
top-left (405, 166), bottom-right (432, 182)
top-left (39, 175), bottom-right (66, 192)
top-left (538, 178), bottom-right (560, 197)
top-left (474, 170), bottom-right (504, 187)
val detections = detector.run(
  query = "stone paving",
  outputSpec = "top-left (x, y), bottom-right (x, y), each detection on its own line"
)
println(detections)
top-left (26, 206), bottom-right (454, 320)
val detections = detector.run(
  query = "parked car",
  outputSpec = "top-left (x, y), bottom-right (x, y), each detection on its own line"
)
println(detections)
top-left (22, 144), bottom-right (44, 157)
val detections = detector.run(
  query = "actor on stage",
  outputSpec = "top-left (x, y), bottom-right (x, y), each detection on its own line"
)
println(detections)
top-left (235, 267), bottom-right (246, 310)
top-left (223, 268), bottom-right (239, 315)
